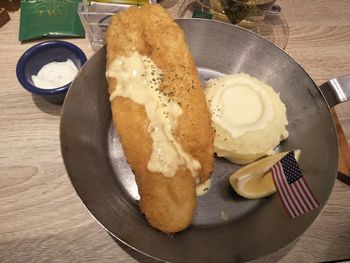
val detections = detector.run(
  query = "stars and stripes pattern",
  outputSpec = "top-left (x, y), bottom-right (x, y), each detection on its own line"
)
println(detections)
top-left (271, 152), bottom-right (320, 218)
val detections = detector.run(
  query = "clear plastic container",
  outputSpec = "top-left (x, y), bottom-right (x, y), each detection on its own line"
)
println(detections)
top-left (78, 0), bottom-right (154, 51)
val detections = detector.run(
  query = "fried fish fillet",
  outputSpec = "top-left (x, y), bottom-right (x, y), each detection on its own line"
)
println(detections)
top-left (106, 4), bottom-right (214, 233)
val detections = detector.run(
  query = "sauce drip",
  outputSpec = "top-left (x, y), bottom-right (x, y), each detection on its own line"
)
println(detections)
top-left (106, 51), bottom-right (201, 178)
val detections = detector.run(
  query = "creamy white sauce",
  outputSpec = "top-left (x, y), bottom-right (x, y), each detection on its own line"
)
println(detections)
top-left (207, 74), bottom-right (275, 138)
top-left (220, 210), bottom-right (229, 221)
top-left (106, 51), bottom-right (201, 178)
top-left (31, 59), bottom-right (78, 89)
top-left (196, 178), bottom-right (211, 196)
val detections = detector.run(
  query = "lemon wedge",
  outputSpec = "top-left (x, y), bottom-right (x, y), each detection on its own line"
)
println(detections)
top-left (229, 150), bottom-right (301, 199)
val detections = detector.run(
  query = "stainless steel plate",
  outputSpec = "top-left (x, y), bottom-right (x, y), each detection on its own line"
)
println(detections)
top-left (60, 19), bottom-right (338, 262)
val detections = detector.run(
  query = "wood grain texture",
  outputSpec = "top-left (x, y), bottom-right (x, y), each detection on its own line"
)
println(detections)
top-left (0, 1), bottom-right (349, 262)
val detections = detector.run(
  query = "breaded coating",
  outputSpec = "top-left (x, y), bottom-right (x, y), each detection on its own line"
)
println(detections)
top-left (106, 4), bottom-right (214, 233)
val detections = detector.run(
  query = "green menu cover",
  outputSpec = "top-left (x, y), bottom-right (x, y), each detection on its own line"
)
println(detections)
top-left (19, 0), bottom-right (85, 41)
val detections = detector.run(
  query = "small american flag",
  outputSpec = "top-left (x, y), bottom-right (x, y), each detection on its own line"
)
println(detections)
top-left (271, 151), bottom-right (319, 218)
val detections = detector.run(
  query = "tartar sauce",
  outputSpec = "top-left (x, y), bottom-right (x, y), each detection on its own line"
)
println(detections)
top-left (31, 59), bottom-right (78, 89)
top-left (106, 51), bottom-right (201, 178)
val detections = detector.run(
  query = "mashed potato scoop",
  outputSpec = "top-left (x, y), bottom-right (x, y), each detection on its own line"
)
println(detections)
top-left (205, 73), bottom-right (289, 164)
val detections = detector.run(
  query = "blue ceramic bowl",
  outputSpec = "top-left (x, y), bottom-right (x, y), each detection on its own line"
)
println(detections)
top-left (16, 40), bottom-right (87, 104)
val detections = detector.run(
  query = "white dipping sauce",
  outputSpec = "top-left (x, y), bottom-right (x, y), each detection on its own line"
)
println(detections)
top-left (31, 59), bottom-right (78, 89)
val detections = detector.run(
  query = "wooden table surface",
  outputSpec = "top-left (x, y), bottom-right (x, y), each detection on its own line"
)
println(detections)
top-left (1, 0), bottom-right (350, 262)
